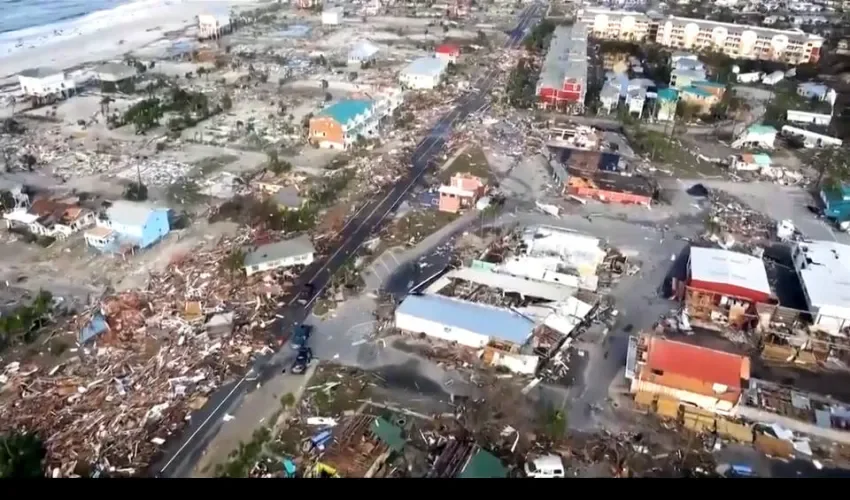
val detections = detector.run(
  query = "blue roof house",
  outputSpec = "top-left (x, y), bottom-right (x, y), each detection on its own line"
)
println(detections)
top-left (84, 200), bottom-right (170, 252)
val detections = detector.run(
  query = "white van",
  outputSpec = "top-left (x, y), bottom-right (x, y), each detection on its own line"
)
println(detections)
top-left (524, 455), bottom-right (565, 478)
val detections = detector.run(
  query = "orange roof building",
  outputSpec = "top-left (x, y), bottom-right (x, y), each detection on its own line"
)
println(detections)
top-left (628, 334), bottom-right (750, 414)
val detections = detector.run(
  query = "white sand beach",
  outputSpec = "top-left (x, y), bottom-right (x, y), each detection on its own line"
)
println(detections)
top-left (0, 0), bottom-right (256, 80)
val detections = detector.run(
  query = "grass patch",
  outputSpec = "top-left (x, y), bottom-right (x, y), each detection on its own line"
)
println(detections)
top-left (280, 392), bottom-right (296, 408)
top-left (215, 426), bottom-right (273, 478)
top-left (625, 127), bottom-right (719, 177)
top-left (441, 146), bottom-right (492, 182)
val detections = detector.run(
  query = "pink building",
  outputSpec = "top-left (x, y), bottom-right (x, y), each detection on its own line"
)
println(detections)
top-left (438, 174), bottom-right (486, 214)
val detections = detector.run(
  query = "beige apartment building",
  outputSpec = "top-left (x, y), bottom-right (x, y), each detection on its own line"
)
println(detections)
top-left (577, 9), bottom-right (652, 42)
top-left (656, 17), bottom-right (823, 64)
top-left (576, 9), bottom-right (824, 64)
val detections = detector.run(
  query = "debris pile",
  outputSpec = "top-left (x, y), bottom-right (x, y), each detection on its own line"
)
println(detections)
top-left (0, 232), bottom-right (301, 477)
top-left (704, 189), bottom-right (776, 245)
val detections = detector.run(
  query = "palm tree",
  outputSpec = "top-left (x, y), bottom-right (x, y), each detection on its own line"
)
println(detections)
top-left (0, 432), bottom-right (46, 478)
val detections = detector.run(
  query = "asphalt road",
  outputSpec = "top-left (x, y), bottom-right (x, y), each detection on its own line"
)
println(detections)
top-left (152, 4), bottom-right (544, 478)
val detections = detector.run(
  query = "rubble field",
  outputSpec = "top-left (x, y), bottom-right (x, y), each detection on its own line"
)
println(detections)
top-left (0, 228), bottom-right (309, 477)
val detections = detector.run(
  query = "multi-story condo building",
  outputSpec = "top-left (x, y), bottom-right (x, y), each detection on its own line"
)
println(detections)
top-left (577, 9), bottom-right (653, 42)
top-left (536, 23), bottom-right (589, 113)
top-left (576, 9), bottom-right (824, 64)
top-left (656, 17), bottom-right (823, 64)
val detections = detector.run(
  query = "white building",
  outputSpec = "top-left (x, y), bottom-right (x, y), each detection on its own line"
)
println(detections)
top-left (786, 109), bottom-right (832, 127)
top-left (731, 124), bottom-right (777, 149)
top-left (399, 56), bottom-right (450, 90)
top-left (600, 83), bottom-right (620, 113)
top-left (781, 124), bottom-right (843, 148)
top-left (394, 293), bottom-right (536, 349)
top-left (792, 241), bottom-right (850, 334)
top-left (17, 68), bottom-right (75, 99)
top-left (322, 8), bottom-right (342, 25)
top-left (736, 71), bottom-right (763, 83)
top-left (626, 86), bottom-right (646, 118)
top-left (762, 71), bottom-right (785, 86)
top-left (95, 63), bottom-right (138, 84)
top-left (347, 40), bottom-right (380, 66)
top-left (197, 13), bottom-right (231, 39)
top-left (243, 236), bottom-right (316, 277)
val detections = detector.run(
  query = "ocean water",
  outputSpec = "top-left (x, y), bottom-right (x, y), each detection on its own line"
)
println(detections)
top-left (0, 0), bottom-right (129, 35)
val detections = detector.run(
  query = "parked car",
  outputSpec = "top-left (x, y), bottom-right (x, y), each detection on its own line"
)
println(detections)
top-left (291, 347), bottom-right (313, 375)
top-left (291, 324), bottom-right (312, 350)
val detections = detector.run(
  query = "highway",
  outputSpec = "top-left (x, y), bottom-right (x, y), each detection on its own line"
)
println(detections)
top-left (153, 2), bottom-right (544, 477)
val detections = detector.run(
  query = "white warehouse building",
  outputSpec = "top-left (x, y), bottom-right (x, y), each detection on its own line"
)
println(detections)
top-left (792, 240), bottom-right (850, 334)
top-left (398, 57), bottom-right (450, 90)
top-left (394, 294), bottom-right (536, 349)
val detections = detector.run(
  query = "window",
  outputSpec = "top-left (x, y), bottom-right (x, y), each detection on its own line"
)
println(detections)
top-left (251, 265), bottom-right (259, 272)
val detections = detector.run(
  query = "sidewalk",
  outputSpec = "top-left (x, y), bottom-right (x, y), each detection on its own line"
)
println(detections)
top-left (191, 362), bottom-right (317, 477)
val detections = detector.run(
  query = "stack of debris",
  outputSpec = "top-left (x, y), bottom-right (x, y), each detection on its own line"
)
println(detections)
top-left (0, 231), bottom-right (297, 477)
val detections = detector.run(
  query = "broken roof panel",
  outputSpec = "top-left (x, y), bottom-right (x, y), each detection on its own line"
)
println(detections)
top-left (458, 448), bottom-right (507, 478)
top-left (446, 266), bottom-right (576, 302)
top-left (689, 246), bottom-right (771, 298)
top-left (370, 417), bottom-right (405, 452)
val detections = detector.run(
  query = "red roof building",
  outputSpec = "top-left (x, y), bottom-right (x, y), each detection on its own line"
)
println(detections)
top-left (628, 335), bottom-right (751, 414)
top-left (435, 44), bottom-right (460, 64)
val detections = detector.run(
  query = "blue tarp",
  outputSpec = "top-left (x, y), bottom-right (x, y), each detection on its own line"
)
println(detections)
top-left (79, 314), bottom-right (109, 344)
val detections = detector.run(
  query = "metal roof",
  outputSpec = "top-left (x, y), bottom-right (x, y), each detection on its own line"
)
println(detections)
top-left (689, 246), bottom-right (771, 296)
top-left (244, 235), bottom-right (315, 268)
top-left (106, 201), bottom-right (163, 227)
top-left (318, 99), bottom-right (373, 126)
top-left (645, 336), bottom-right (749, 388)
top-left (537, 23), bottom-right (588, 92)
top-left (447, 267), bottom-right (576, 302)
top-left (395, 294), bottom-right (535, 345)
top-left (401, 56), bottom-right (449, 78)
top-left (794, 240), bottom-right (850, 311)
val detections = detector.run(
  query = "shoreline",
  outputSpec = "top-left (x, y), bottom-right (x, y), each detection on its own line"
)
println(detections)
top-left (0, 0), bottom-right (257, 81)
